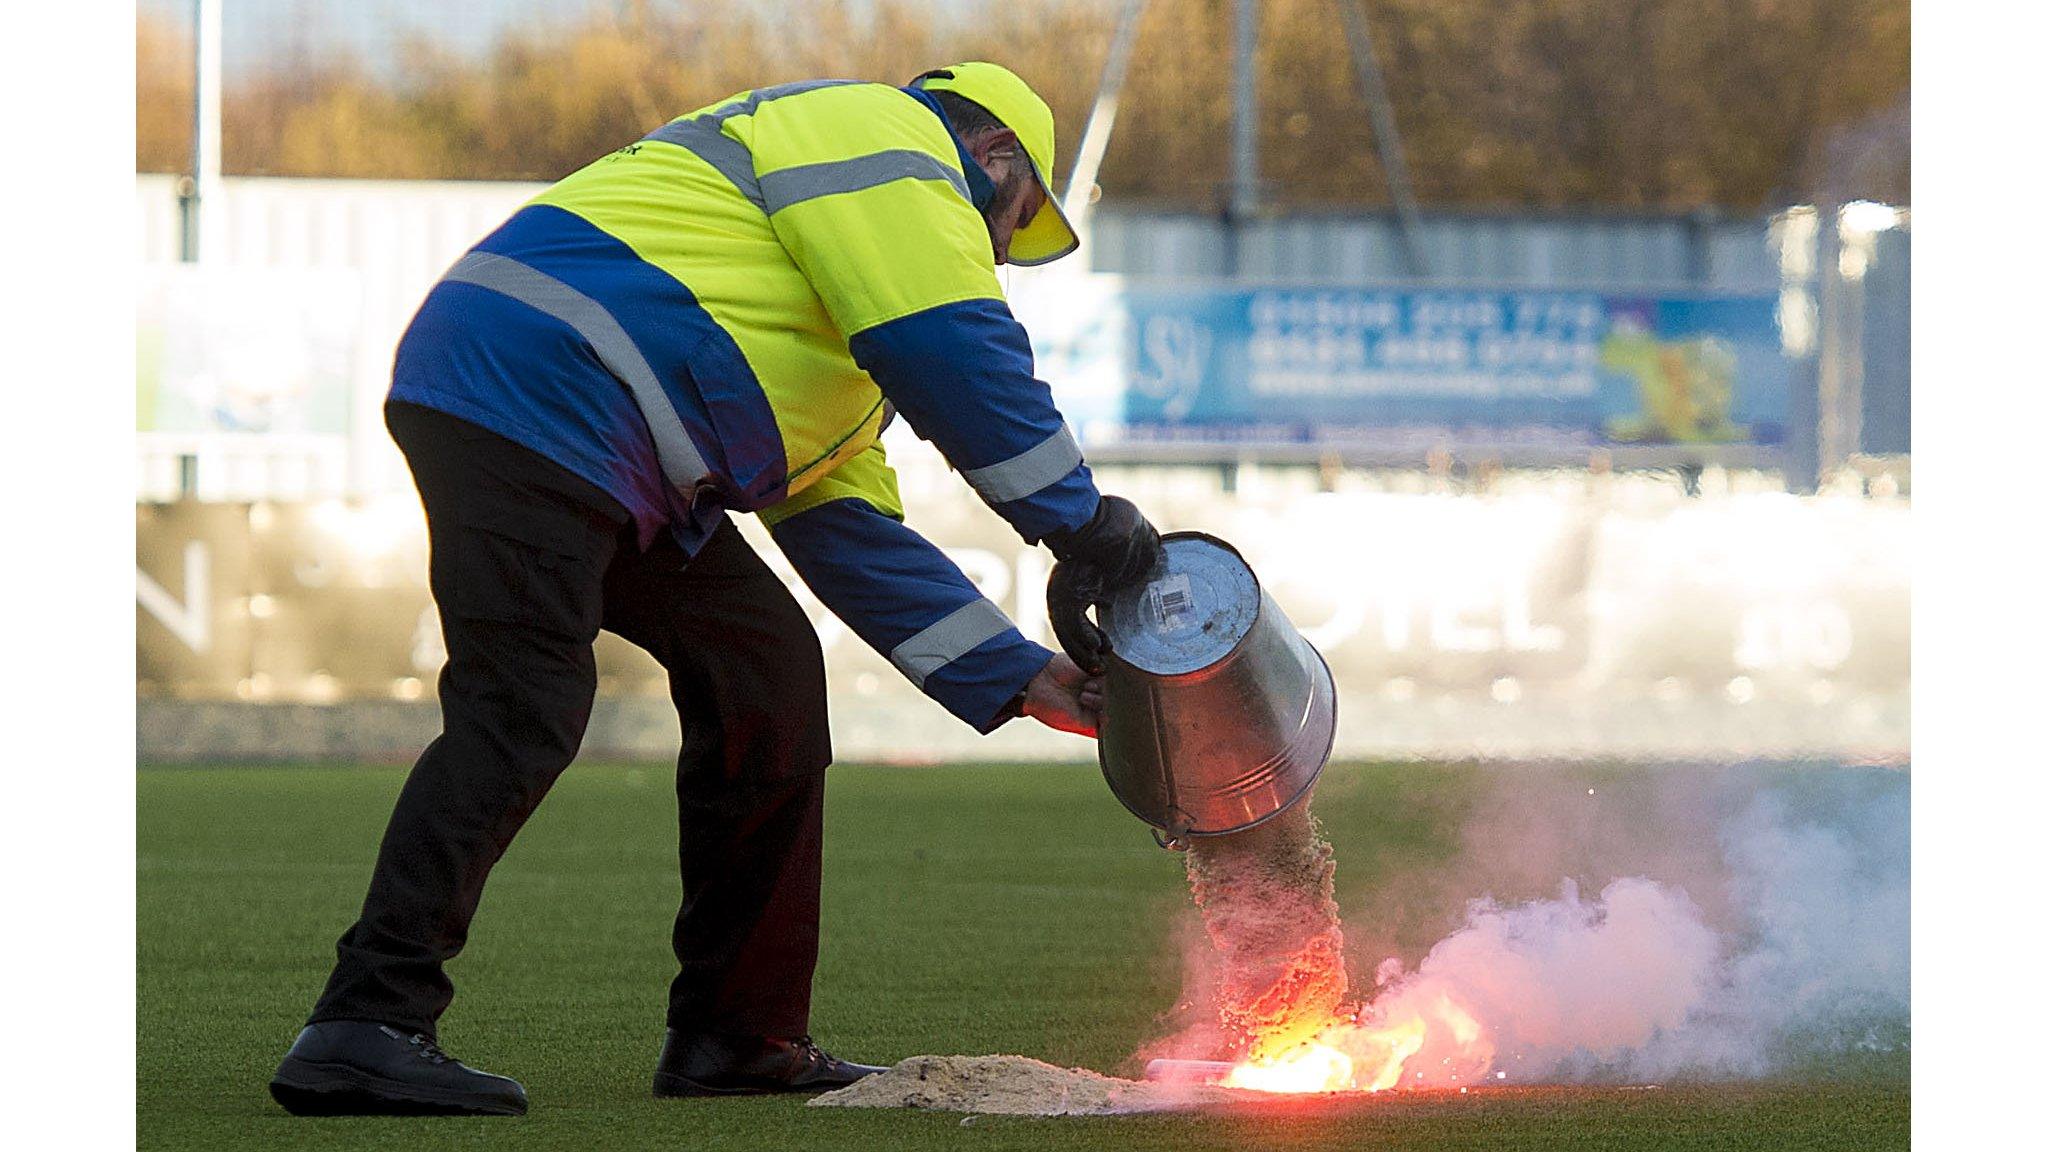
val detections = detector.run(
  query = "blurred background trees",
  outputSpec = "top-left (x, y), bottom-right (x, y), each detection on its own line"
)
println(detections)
top-left (134, 0), bottom-right (1908, 210)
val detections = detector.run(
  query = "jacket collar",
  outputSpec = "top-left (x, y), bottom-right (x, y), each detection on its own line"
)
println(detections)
top-left (901, 85), bottom-right (997, 212)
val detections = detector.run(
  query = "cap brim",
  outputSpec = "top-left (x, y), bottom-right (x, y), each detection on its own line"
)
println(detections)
top-left (1005, 160), bottom-right (1080, 267)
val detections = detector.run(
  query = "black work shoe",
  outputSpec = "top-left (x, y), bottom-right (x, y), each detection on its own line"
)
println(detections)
top-left (269, 1021), bottom-right (529, 1117)
top-left (652, 1030), bottom-right (886, 1097)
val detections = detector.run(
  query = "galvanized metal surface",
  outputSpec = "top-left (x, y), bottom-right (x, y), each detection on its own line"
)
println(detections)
top-left (1096, 534), bottom-right (1337, 844)
top-left (1100, 536), bottom-right (1261, 675)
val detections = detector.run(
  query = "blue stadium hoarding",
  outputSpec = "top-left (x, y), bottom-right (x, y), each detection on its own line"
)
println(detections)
top-left (1040, 285), bottom-right (1792, 452)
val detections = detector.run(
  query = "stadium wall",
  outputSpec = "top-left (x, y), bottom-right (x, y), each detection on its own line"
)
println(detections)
top-left (138, 458), bottom-right (1907, 765)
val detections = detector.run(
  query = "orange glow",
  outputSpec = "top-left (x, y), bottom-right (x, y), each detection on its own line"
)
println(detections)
top-left (1221, 1040), bottom-right (1355, 1094)
top-left (1218, 991), bottom-right (1494, 1094)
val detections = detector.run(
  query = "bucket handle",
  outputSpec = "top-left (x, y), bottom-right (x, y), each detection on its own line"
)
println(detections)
top-left (1151, 806), bottom-right (1195, 852)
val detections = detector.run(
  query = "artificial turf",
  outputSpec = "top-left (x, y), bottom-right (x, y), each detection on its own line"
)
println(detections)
top-left (137, 760), bottom-right (1908, 1151)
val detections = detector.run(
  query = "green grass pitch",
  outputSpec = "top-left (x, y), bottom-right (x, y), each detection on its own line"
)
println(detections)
top-left (138, 761), bottom-right (1907, 1151)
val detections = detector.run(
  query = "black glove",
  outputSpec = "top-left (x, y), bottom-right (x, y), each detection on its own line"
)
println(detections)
top-left (1043, 495), bottom-right (1163, 674)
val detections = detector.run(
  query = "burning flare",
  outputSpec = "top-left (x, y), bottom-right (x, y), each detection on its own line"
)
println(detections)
top-left (1220, 1040), bottom-right (1354, 1094)
top-left (1219, 989), bottom-right (1496, 1094)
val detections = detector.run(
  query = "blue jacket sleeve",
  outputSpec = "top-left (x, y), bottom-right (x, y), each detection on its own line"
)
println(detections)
top-left (847, 297), bottom-right (1102, 544)
top-left (769, 495), bottom-right (1055, 733)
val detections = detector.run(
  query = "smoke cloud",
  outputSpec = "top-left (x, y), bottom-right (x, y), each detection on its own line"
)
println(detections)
top-left (1152, 765), bottom-right (1909, 1087)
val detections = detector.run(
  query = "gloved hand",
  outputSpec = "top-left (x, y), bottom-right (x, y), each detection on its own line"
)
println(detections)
top-left (1043, 495), bottom-right (1163, 674)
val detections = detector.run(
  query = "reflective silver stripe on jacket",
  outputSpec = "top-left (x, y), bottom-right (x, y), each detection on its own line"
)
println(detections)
top-left (643, 80), bottom-right (860, 210)
top-left (442, 250), bottom-right (711, 496)
top-left (646, 81), bottom-right (969, 215)
top-left (646, 118), bottom-right (766, 211)
top-left (961, 424), bottom-right (1084, 505)
top-left (759, 149), bottom-right (970, 214)
top-left (891, 598), bottom-right (1016, 688)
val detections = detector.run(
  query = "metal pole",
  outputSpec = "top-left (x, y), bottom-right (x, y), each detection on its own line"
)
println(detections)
top-left (185, 0), bottom-right (225, 265)
top-left (1836, 208), bottom-right (1869, 471)
top-left (1229, 0), bottom-right (1259, 274)
top-left (173, 0), bottom-right (228, 500)
top-left (1064, 0), bottom-right (1149, 242)
top-left (1816, 202), bottom-right (1858, 481)
top-left (1785, 202), bottom-right (1833, 494)
top-left (1335, 0), bottom-right (1427, 277)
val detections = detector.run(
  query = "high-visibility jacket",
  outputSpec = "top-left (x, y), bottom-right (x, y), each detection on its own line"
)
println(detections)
top-left (389, 79), bottom-right (1101, 731)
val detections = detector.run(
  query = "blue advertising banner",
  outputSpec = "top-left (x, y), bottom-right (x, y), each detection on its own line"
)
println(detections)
top-left (1111, 288), bottom-right (1790, 449)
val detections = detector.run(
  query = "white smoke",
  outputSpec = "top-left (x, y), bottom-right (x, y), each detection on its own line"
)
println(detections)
top-left (1341, 775), bottom-right (1910, 1085)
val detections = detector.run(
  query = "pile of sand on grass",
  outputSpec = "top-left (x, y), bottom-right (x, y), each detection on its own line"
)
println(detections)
top-left (809, 1055), bottom-right (1235, 1116)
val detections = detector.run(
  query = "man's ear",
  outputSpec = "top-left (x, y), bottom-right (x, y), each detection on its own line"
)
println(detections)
top-left (966, 127), bottom-right (1024, 170)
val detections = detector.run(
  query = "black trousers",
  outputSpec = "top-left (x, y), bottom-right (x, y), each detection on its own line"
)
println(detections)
top-left (308, 402), bottom-right (832, 1040)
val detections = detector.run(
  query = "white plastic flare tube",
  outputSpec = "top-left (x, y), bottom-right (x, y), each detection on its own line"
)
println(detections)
top-left (1143, 1059), bottom-right (1237, 1084)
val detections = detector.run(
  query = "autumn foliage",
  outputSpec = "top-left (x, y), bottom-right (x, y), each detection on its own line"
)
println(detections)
top-left (135, 0), bottom-right (1908, 210)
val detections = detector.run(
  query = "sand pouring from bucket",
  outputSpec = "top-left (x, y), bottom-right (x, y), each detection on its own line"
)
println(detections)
top-left (1083, 533), bottom-right (1337, 849)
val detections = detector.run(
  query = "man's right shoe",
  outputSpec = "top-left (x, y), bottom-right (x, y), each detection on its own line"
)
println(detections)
top-left (269, 1021), bottom-right (529, 1117)
top-left (653, 1030), bottom-right (886, 1097)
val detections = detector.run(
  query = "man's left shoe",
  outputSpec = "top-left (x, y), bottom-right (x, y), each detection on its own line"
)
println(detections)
top-left (652, 1030), bottom-right (887, 1097)
top-left (269, 1021), bottom-right (529, 1116)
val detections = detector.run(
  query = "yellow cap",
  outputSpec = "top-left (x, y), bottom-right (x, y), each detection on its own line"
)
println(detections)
top-left (914, 62), bottom-right (1080, 266)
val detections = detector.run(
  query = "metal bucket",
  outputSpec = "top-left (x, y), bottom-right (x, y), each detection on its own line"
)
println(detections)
top-left (1096, 532), bottom-right (1337, 849)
